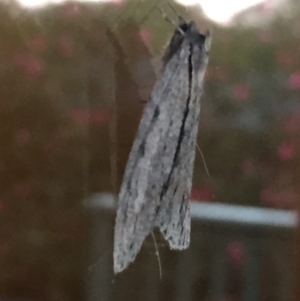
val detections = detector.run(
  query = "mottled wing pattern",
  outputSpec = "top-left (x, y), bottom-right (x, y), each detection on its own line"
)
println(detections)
top-left (156, 72), bottom-right (203, 250)
top-left (114, 52), bottom-right (190, 273)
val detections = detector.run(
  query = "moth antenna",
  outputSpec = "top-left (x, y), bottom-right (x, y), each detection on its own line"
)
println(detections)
top-left (176, 23), bottom-right (185, 36)
top-left (156, 5), bottom-right (177, 28)
top-left (166, 2), bottom-right (188, 35)
top-left (155, 2), bottom-right (186, 35)
top-left (151, 231), bottom-right (163, 279)
top-left (196, 143), bottom-right (211, 178)
top-left (112, 0), bottom-right (159, 30)
top-left (167, 1), bottom-right (186, 22)
top-left (137, 0), bottom-right (161, 27)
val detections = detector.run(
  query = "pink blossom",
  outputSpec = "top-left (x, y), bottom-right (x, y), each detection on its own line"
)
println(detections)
top-left (62, 2), bottom-right (81, 18)
top-left (240, 158), bottom-right (256, 175)
top-left (260, 188), bottom-right (273, 206)
top-left (284, 111), bottom-right (300, 132)
top-left (255, 1), bottom-right (275, 16)
top-left (232, 84), bottom-right (250, 101)
top-left (260, 188), bottom-right (298, 209)
top-left (14, 180), bottom-right (34, 198)
top-left (227, 241), bottom-right (245, 267)
top-left (24, 57), bottom-right (44, 78)
top-left (204, 67), bottom-right (229, 81)
top-left (261, 1), bottom-right (276, 15)
top-left (190, 187), bottom-right (214, 201)
top-left (215, 67), bottom-right (229, 82)
top-left (0, 241), bottom-right (13, 254)
top-left (59, 33), bottom-right (74, 58)
top-left (288, 72), bottom-right (300, 89)
top-left (221, 294), bottom-right (235, 301)
top-left (258, 30), bottom-right (273, 43)
top-left (12, 53), bottom-right (44, 77)
top-left (55, 127), bottom-right (73, 140)
top-left (204, 67), bottom-right (214, 80)
top-left (12, 53), bottom-right (28, 67)
top-left (71, 109), bottom-right (110, 126)
top-left (44, 141), bottom-right (58, 157)
top-left (15, 129), bottom-right (31, 146)
top-left (278, 142), bottom-right (295, 160)
top-left (71, 109), bottom-right (89, 125)
top-left (91, 110), bottom-right (110, 125)
top-left (29, 35), bottom-right (46, 52)
top-left (138, 28), bottom-right (153, 46)
top-left (276, 50), bottom-right (293, 68)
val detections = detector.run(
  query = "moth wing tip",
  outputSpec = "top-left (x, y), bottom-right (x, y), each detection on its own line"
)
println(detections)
top-left (159, 226), bottom-right (190, 251)
top-left (113, 237), bottom-right (145, 274)
top-left (113, 264), bottom-right (124, 274)
top-left (168, 238), bottom-right (190, 250)
top-left (113, 256), bottom-right (131, 274)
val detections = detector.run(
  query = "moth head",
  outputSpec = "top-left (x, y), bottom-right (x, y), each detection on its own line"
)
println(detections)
top-left (162, 19), bottom-right (211, 70)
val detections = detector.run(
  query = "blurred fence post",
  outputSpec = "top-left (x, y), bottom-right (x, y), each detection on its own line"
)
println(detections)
top-left (293, 214), bottom-right (300, 301)
top-left (242, 240), bottom-right (261, 301)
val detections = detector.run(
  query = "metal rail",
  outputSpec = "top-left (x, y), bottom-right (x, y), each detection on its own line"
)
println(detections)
top-left (86, 193), bottom-right (296, 301)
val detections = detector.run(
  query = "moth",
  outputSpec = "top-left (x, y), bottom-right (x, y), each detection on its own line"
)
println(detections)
top-left (113, 18), bottom-right (211, 274)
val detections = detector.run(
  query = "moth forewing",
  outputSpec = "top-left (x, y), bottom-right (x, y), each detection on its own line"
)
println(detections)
top-left (113, 52), bottom-right (190, 274)
top-left (113, 19), bottom-right (211, 274)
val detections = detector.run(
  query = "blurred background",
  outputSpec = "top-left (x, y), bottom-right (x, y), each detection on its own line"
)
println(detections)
top-left (0, 0), bottom-right (299, 300)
